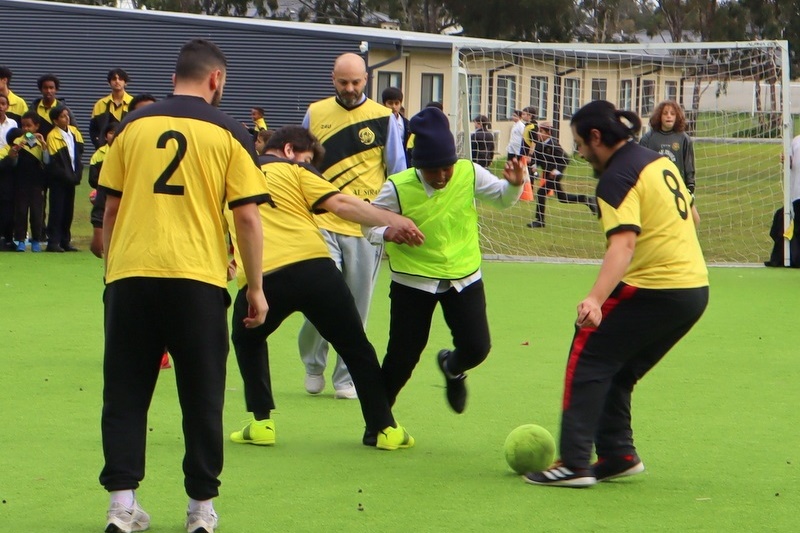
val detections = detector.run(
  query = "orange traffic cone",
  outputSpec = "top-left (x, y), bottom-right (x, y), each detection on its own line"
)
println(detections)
top-left (520, 157), bottom-right (534, 202)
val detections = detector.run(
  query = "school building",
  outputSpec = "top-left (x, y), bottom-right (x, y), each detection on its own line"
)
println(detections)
top-left (0, 0), bottom-right (690, 158)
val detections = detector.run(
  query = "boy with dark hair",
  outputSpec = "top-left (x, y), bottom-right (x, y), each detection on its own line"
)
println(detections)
top-left (0, 66), bottom-right (28, 124)
top-left (382, 86), bottom-right (411, 166)
top-left (244, 106), bottom-right (267, 137)
top-left (32, 74), bottom-right (63, 139)
top-left (527, 121), bottom-right (597, 228)
top-left (0, 94), bottom-right (18, 250)
top-left (127, 93), bottom-right (156, 113)
top-left (90, 93), bottom-right (156, 259)
top-left (45, 105), bottom-right (83, 252)
top-left (228, 125), bottom-right (423, 450)
top-left (364, 107), bottom-right (525, 418)
top-left (89, 68), bottom-right (132, 149)
top-left (8, 112), bottom-right (49, 252)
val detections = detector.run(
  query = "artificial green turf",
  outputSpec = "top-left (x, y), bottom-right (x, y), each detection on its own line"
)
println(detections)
top-left (0, 256), bottom-right (796, 532)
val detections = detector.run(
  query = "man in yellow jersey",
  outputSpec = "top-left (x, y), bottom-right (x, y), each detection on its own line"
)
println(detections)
top-left (363, 107), bottom-right (525, 424)
top-left (90, 68), bottom-right (133, 149)
top-left (524, 100), bottom-right (709, 488)
top-left (98, 39), bottom-right (268, 533)
top-left (226, 125), bottom-right (422, 450)
top-left (298, 52), bottom-right (407, 399)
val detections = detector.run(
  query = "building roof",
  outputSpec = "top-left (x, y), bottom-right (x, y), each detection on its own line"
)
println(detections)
top-left (2, 0), bottom-right (509, 51)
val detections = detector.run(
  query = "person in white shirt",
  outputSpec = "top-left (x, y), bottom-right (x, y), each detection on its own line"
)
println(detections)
top-left (363, 107), bottom-right (524, 423)
top-left (506, 109), bottom-right (524, 160)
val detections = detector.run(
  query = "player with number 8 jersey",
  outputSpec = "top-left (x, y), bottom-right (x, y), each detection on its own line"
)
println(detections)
top-left (524, 100), bottom-right (708, 489)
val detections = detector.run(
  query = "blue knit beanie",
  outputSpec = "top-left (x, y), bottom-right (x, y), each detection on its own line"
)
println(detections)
top-left (410, 107), bottom-right (458, 168)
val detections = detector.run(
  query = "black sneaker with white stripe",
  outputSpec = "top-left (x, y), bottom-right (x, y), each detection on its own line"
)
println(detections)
top-left (523, 463), bottom-right (597, 488)
top-left (593, 454), bottom-right (645, 481)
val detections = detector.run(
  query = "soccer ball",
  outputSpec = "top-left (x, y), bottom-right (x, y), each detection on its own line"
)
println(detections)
top-left (504, 424), bottom-right (556, 475)
top-left (89, 189), bottom-right (97, 205)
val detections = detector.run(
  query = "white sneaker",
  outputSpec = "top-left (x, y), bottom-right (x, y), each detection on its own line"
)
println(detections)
top-left (334, 384), bottom-right (358, 399)
top-left (305, 373), bottom-right (325, 394)
top-left (185, 507), bottom-right (218, 533)
top-left (105, 500), bottom-right (150, 532)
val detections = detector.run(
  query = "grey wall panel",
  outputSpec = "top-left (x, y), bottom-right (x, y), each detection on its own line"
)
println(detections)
top-left (0, 1), bottom-right (361, 162)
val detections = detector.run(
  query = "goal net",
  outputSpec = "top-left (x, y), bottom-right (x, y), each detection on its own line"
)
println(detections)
top-left (453, 41), bottom-right (791, 265)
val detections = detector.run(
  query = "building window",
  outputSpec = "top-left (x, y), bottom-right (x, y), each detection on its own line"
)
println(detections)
top-left (376, 72), bottom-right (402, 98)
top-left (468, 75), bottom-right (482, 119)
top-left (642, 79), bottom-right (655, 115)
top-left (591, 78), bottom-right (607, 101)
top-left (665, 80), bottom-right (678, 103)
top-left (421, 73), bottom-right (444, 107)
top-left (619, 79), bottom-right (633, 110)
top-left (563, 78), bottom-right (581, 118)
top-left (530, 76), bottom-right (548, 118)
top-left (496, 75), bottom-right (517, 120)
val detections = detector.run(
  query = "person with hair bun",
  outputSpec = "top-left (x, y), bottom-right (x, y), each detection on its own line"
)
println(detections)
top-left (471, 114), bottom-right (495, 168)
top-left (524, 100), bottom-right (708, 488)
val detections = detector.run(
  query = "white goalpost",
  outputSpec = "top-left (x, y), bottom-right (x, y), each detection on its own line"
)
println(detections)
top-left (451, 40), bottom-right (792, 265)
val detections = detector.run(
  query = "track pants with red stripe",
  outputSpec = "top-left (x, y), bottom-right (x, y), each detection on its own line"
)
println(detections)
top-left (559, 283), bottom-right (709, 469)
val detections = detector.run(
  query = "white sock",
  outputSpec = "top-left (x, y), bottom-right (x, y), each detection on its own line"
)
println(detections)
top-left (188, 498), bottom-right (215, 514)
top-left (109, 490), bottom-right (135, 508)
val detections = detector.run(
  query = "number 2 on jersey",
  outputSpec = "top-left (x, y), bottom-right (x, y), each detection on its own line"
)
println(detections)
top-left (153, 130), bottom-right (187, 195)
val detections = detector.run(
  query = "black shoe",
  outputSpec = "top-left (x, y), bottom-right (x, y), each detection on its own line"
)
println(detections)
top-left (523, 463), bottom-right (596, 488)
top-left (588, 197), bottom-right (599, 216)
top-left (526, 221), bottom-right (545, 229)
top-left (63, 244), bottom-right (80, 252)
top-left (1, 239), bottom-right (16, 251)
top-left (592, 454), bottom-right (644, 481)
top-left (46, 244), bottom-right (65, 253)
top-left (437, 349), bottom-right (467, 414)
top-left (362, 428), bottom-right (378, 447)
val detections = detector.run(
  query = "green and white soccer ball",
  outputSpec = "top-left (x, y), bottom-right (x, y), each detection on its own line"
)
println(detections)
top-left (504, 424), bottom-right (556, 475)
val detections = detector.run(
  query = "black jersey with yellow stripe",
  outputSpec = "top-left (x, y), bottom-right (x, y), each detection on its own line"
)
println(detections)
top-left (307, 96), bottom-right (391, 236)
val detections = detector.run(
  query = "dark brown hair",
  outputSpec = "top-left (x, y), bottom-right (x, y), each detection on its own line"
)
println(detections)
top-left (649, 100), bottom-right (687, 132)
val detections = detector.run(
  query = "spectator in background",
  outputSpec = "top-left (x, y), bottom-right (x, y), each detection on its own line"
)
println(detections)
top-left (639, 101), bottom-right (695, 195)
top-left (298, 52), bottom-right (407, 400)
top-left (0, 94), bottom-right (18, 250)
top-left (254, 128), bottom-right (273, 156)
top-left (45, 105), bottom-right (84, 252)
top-left (32, 74), bottom-right (63, 139)
top-left (0, 66), bottom-right (28, 124)
top-left (244, 106), bottom-right (268, 138)
top-left (10, 113), bottom-right (49, 252)
top-left (32, 73), bottom-right (68, 243)
top-left (765, 134), bottom-right (800, 267)
top-left (89, 93), bottom-right (157, 258)
top-left (382, 87), bottom-right (411, 166)
top-left (89, 68), bottom-right (132, 149)
top-left (506, 109), bottom-right (524, 161)
top-left (471, 114), bottom-right (495, 168)
top-left (527, 121), bottom-right (597, 229)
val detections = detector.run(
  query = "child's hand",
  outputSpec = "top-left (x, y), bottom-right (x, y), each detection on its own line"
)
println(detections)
top-left (34, 133), bottom-right (46, 145)
top-left (502, 157), bottom-right (525, 185)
